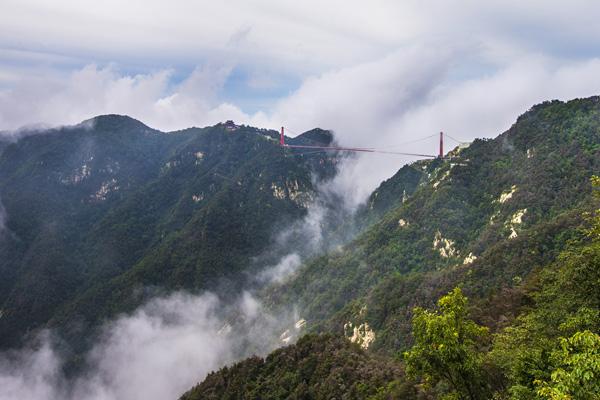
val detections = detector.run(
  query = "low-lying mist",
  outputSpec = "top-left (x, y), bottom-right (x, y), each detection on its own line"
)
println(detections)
top-left (0, 176), bottom-right (358, 400)
top-left (0, 291), bottom-right (300, 400)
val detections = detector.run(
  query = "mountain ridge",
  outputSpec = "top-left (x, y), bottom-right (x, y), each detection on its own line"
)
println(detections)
top-left (0, 97), bottom-right (598, 399)
top-left (268, 96), bottom-right (599, 348)
top-left (0, 116), bottom-right (341, 348)
top-left (184, 96), bottom-right (600, 399)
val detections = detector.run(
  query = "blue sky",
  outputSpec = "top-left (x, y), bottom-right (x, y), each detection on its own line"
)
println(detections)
top-left (2, 0), bottom-right (600, 199)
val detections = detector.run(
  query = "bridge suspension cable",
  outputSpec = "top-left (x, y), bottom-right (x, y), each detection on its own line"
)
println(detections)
top-left (279, 126), bottom-right (467, 159)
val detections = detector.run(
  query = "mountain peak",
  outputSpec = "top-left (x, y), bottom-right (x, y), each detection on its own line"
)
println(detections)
top-left (81, 114), bottom-right (155, 132)
top-left (288, 128), bottom-right (334, 146)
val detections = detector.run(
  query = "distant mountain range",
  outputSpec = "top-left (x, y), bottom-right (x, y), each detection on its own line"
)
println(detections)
top-left (268, 97), bottom-right (600, 351)
top-left (1, 96), bottom-right (599, 400)
top-left (185, 97), bottom-right (600, 399)
top-left (0, 116), bottom-right (339, 348)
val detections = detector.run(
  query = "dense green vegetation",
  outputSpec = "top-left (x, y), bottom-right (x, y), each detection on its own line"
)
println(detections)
top-left (1, 97), bottom-right (599, 400)
top-left (266, 97), bottom-right (599, 354)
top-left (404, 288), bottom-right (490, 400)
top-left (191, 97), bottom-right (599, 399)
top-left (180, 334), bottom-right (405, 400)
top-left (400, 186), bottom-right (600, 399)
top-left (0, 116), bottom-right (339, 348)
top-left (487, 177), bottom-right (600, 399)
top-left (193, 198), bottom-right (598, 399)
top-left (356, 164), bottom-right (424, 225)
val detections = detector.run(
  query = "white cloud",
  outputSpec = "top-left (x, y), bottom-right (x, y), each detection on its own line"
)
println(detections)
top-left (71, 293), bottom-right (230, 400)
top-left (0, 64), bottom-right (254, 131)
top-left (263, 54), bottom-right (600, 207)
top-left (2, 1), bottom-right (600, 143)
top-left (0, 186), bottom-right (344, 400)
top-left (0, 291), bottom-right (298, 400)
top-left (0, 0), bottom-right (401, 75)
top-left (3, 1), bottom-right (600, 73)
top-left (258, 253), bottom-right (302, 284)
top-left (2, 51), bottom-right (600, 205)
top-left (0, 334), bottom-right (63, 400)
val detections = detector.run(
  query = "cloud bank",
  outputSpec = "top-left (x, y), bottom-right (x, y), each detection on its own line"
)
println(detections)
top-left (0, 291), bottom-right (299, 400)
top-left (3, 1), bottom-right (600, 74)
top-left (0, 64), bottom-right (251, 132)
top-left (3, 2), bottom-right (600, 207)
top-left (3, 52), bottom-right (600, 206)
top-left (306, 55), bottom-right (600, 206)
top-left (0, 187), bottom-right (337, 400)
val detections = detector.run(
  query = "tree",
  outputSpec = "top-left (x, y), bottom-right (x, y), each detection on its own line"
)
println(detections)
top-left (587, 175), bottom-right (600, 239)
top-left (489, 175), bottom-right (600, 399)
top-left (535, 330), bottom-right (600, 400)
top-left (404, 288), bottom-right (489, 400)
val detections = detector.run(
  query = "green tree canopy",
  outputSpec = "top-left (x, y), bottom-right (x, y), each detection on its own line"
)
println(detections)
top-left (404, 287), bottom-right (489, 400)
top-left (535, 330), bottom-right (600, 400)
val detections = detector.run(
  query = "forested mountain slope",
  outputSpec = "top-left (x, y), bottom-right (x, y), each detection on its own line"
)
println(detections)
top-left (180, 334), bottom-right (405, 400)
top-left (189, 97), bottom-right (600, 399)
top-left (268, 97), bottom-right (599, 351)
top-left (0, 116), bottom-right (338, 347)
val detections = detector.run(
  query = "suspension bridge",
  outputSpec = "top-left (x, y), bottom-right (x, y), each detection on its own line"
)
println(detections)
top-left (279, 127), bottom-right (468, 160)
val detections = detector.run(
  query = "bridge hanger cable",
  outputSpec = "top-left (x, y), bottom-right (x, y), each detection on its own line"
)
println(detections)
top-left (444, 133), bottom-right (468, 144)
top-left (283, 127), bottom-right (441, 146)
top-left (280, 126), bottom-right (470, 159)
top-left (281, 126), bottom-right (437, 157)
